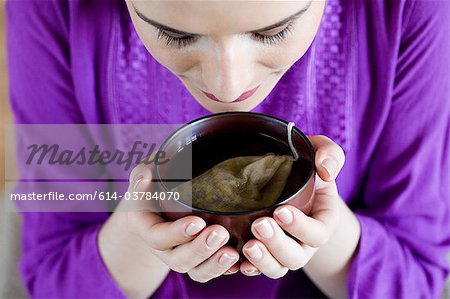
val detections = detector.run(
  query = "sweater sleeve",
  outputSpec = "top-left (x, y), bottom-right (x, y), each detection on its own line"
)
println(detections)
top-left (6, 0), bottom-right (126, 297)
top-left (347, 0), bottom-right (450, 298)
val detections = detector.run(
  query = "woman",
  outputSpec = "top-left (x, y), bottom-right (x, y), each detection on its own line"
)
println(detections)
top-left (6, 0), bottom-right (450, 298)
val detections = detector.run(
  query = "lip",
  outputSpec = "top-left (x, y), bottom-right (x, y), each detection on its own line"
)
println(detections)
top-left (202, 85), bottom-right (260, 103)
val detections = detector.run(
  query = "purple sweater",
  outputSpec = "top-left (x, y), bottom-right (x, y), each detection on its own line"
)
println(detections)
top-left (6, 0), bottom-right (450, 298)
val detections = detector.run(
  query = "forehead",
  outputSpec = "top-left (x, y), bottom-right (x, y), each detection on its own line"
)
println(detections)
top-left (132, 1), bottom-right (313, 35)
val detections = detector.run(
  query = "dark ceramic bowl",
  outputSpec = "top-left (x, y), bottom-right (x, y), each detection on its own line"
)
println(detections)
top-left (154, 112), bottom-right (316, 253)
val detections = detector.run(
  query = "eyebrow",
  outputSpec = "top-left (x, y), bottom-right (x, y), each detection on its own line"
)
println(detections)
top-left (132, 1), bottom-right (313, 36)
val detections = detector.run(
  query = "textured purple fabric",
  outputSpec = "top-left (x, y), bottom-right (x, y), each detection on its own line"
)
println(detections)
top-left (5, 0), bottom-right (450, 298)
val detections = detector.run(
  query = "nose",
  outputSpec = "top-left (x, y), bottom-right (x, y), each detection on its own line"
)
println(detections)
top-left (201, 38), bottom-right (254, 103)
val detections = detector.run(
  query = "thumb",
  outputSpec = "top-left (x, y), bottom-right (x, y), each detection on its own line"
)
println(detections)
top-left (128, 155), bottom-right (157, 193)
top-left (307, 135), bottom-right (345, 182)
top-left (121, 155), bottom-right (160, 213)
top-left (314, 172), bottom-right (339, 198)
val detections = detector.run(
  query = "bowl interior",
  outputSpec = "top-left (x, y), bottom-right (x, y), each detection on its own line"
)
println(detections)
top-left (155, 112), bottom-right (315, 212)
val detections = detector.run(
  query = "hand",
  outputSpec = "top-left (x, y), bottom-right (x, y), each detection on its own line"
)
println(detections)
top-left (99, 159), bottom-right (240, 298)
top-left (128, 161), bottom-right (242, 282)
top-left (239, 135), bottom-right (345, 278)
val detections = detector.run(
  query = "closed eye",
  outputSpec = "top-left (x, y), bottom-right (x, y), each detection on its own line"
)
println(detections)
top-left (250, 22), bottom-right (295, 45)
top-left (155, 29), bottom-right (199, 48)
top-left (133, 1), bottom-right (312, 49)
top-left (156, 22), bottom-right (295, 49)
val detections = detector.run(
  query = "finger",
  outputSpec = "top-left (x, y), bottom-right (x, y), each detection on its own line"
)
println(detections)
top-left (167, 225), bottom-right (229, 273)
top-left (241, 240), bottom-right (288, 279)
top-left (128, 154), bottom-right (156, 193)
top-left (273, 203), bottom-right (338, 248)
top-left (123, 159), bottom-right (160, 214)
top-left (251, 217), bottom-right (314, 270)
top-left (240, 261), bottom-right (261, 276)
top-left (187, 246), bottom-right (240, 283)
top-left (223, 263), bottom-right (241, 275)
top-left (130, 213), bottom-right (207, 251)
top-left (307, 135), bottom-right (345, 181)
top-left (314, 172), bottom-right (340, 195)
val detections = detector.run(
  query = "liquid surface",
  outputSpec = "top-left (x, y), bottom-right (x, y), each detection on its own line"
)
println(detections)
top-left (162, 132), bottom-right (312, 205)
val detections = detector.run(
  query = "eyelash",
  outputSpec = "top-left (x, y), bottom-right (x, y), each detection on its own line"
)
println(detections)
top-left (156, 22), bottom-right (295, 49)
top-left (251, 23), bottom-right (294, 45)
top-left (156, 30), bottom-right (197, 48)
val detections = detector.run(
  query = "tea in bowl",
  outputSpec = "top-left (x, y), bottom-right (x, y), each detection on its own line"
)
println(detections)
top-left (154, 112), bottom-right (315, 253)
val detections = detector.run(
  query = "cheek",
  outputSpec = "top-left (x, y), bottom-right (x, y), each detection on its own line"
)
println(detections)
top-left (150, 48), bottom-right (196, 74)
top-left (260, 33), bottom-right (318, 71)
top-left (259, 39), bottom-right (311, 71)
top-left (260, 7), bottom-right (325, 70)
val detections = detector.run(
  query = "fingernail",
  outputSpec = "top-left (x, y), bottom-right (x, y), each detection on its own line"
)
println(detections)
top-left (132, 175), bottom-right (143, 192)
top-left (321, 158), bottom-right (338, 179)
top-left (133, 175), bottom-right (150, 192)
top-left (206, 231), bottom-right (226, 248)
top-left (254, 219), bottom-right (274, 239)
top-left (245, 244), bottom-right (263, 261)
top-left (243, 268), bottom-right (258, 274)
top-left (185, 223), bottom-right (205, 236)
top-left (218, 253), bottom-right (238, 266)
top-left (274, 207), bottom-right (293, 225)
top-left (226, 268), bottom-right (239, 274)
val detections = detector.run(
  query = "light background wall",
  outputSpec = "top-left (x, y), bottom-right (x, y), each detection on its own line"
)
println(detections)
top-left (1, 1), bottom-right (13, 196)
top-left (0, 2), bottom-right (27, 298)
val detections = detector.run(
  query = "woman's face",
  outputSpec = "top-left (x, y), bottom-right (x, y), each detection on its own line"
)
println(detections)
top-left (126, 1), bottom-right (325, 113)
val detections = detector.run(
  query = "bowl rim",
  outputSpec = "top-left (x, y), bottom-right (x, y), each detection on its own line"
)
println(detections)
top-left (154, 111), bottom-right (316, 216)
